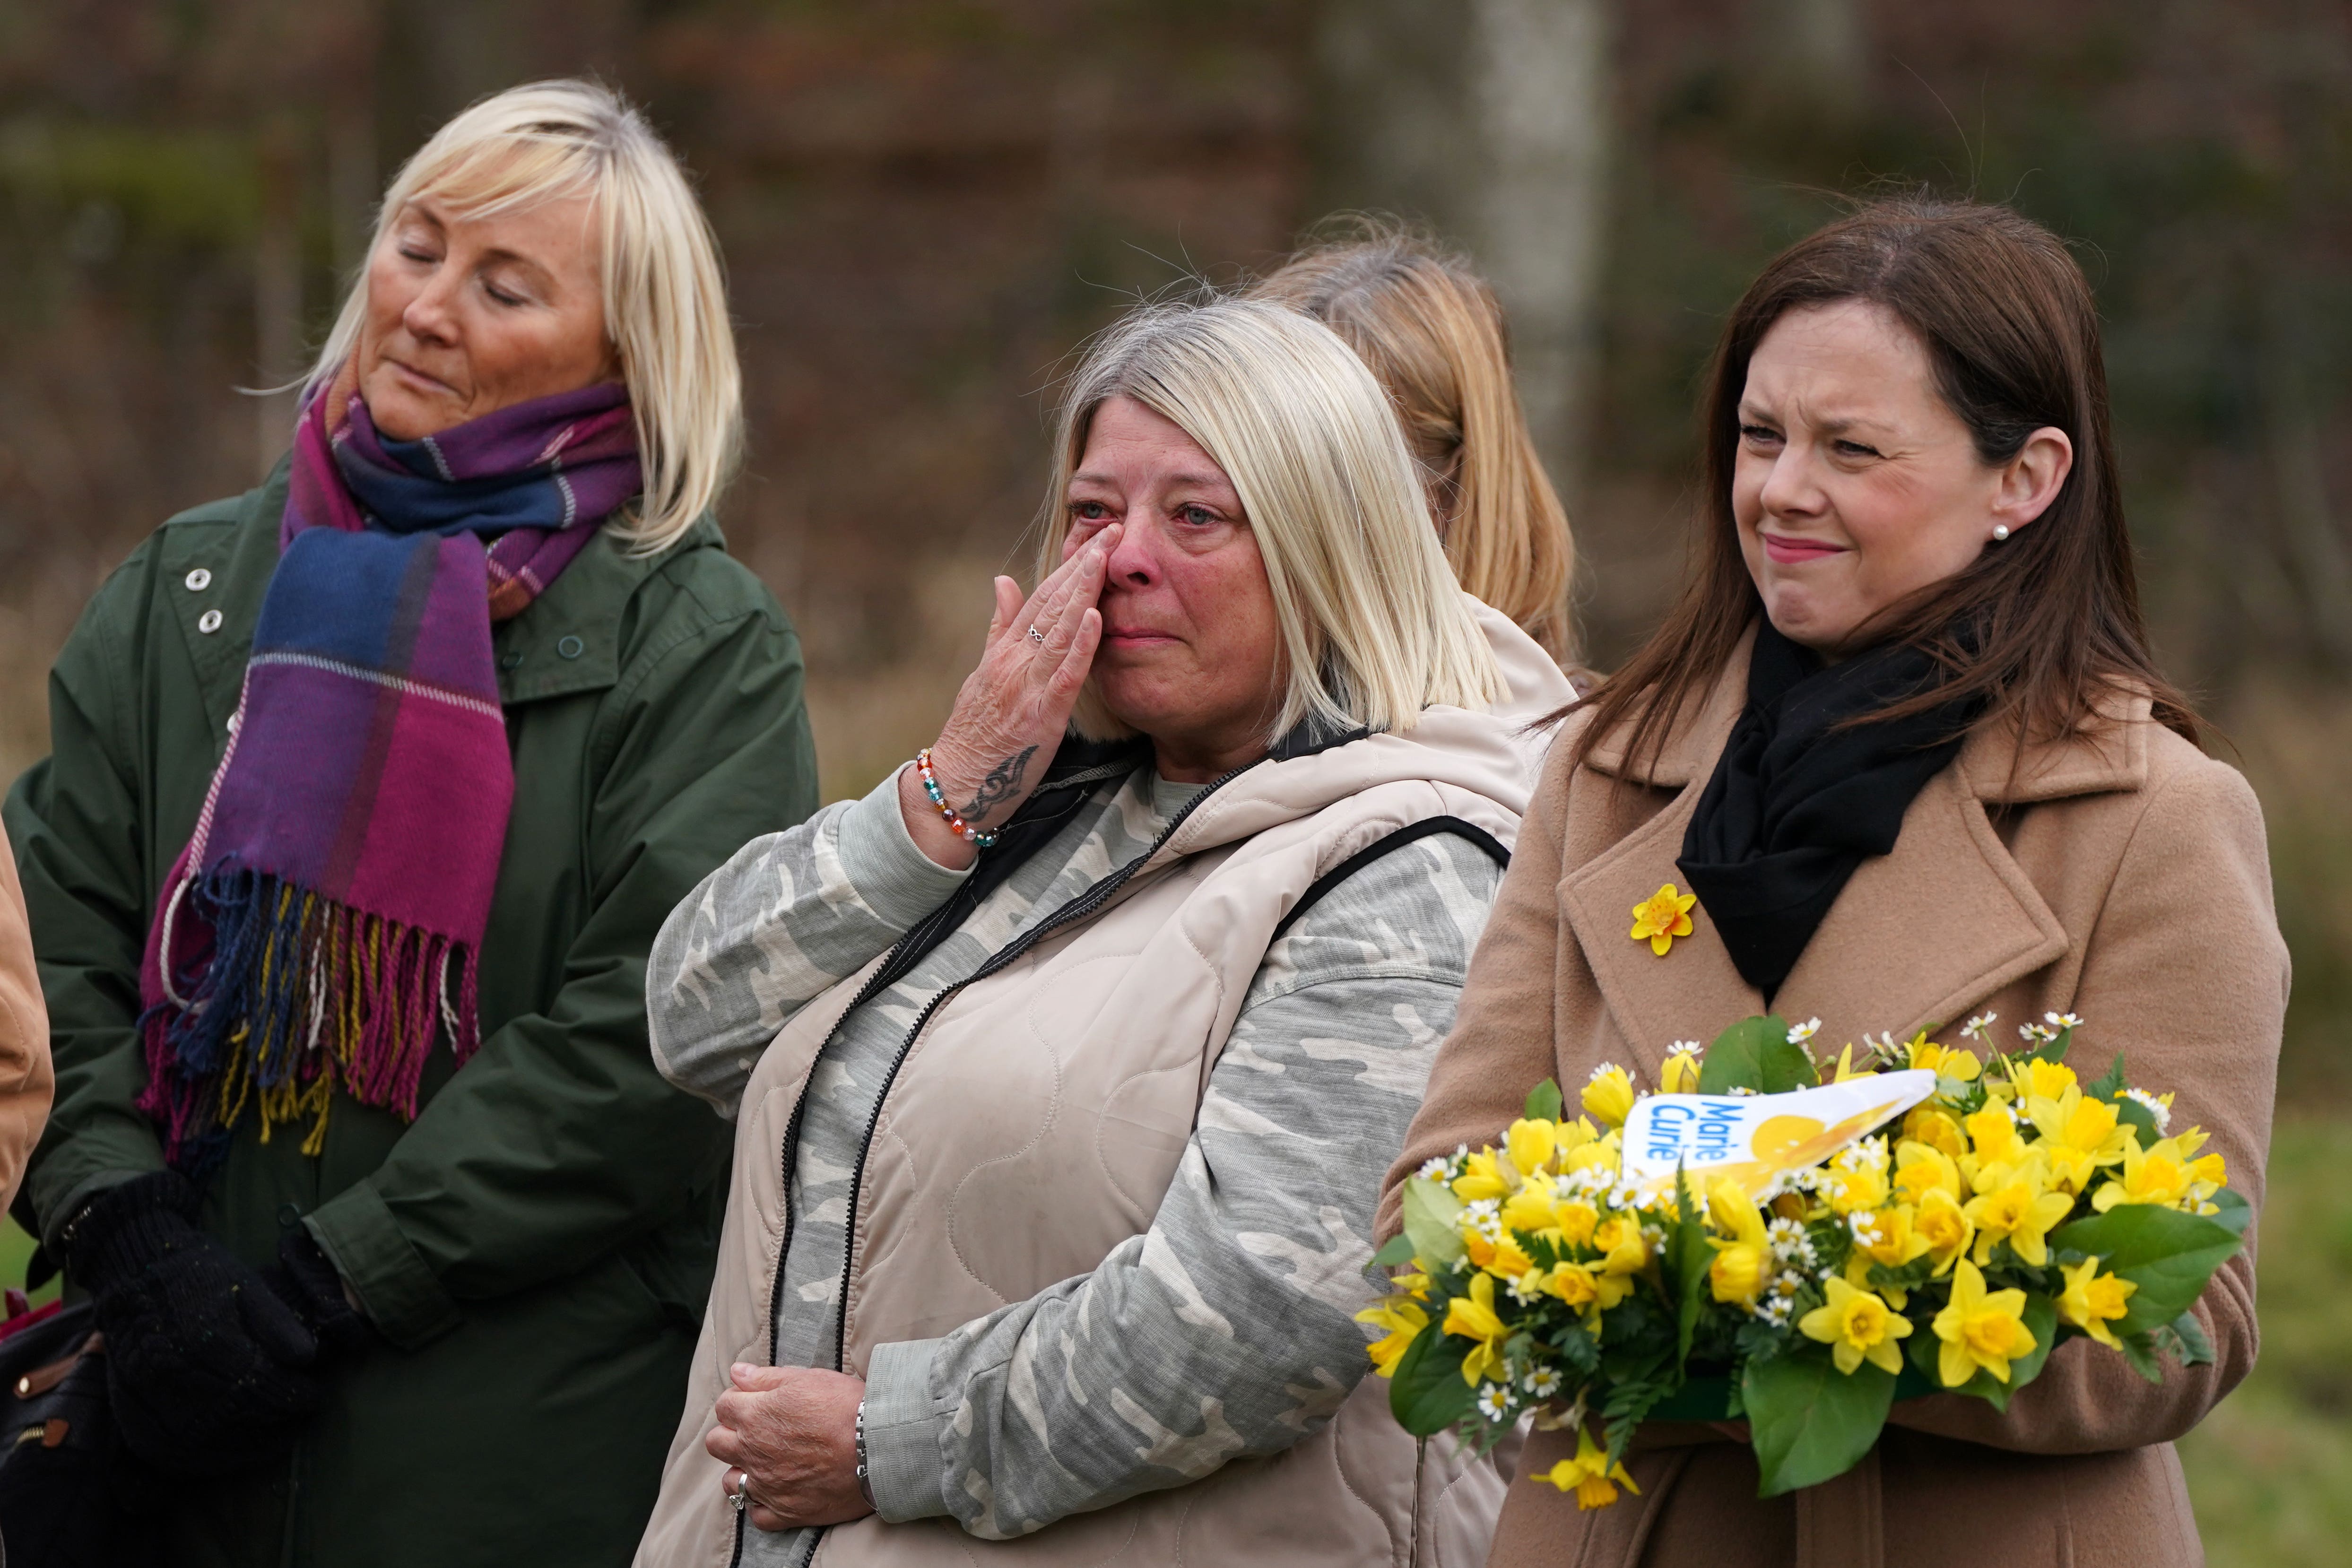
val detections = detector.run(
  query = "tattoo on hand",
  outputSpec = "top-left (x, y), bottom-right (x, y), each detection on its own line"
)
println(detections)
top-left (960, 745), bottom-right (1037, 823)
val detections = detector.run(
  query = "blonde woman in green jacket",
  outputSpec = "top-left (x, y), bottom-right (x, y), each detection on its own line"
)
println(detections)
top-left (4, 82), bottom-right (815, 1568)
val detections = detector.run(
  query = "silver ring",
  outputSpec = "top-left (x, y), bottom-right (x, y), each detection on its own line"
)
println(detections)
top-left (1025, 625), bottom-right (1045, 645)
top-left (729, 1469), bottom-right (753, 1513)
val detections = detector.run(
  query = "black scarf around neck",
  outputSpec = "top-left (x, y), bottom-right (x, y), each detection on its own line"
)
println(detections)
top-left (1677, 622), bottom-right (1985, 1001)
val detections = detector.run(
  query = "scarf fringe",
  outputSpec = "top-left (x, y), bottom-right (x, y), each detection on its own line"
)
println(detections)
top-left (138, 866), bottom-right (481, 1175)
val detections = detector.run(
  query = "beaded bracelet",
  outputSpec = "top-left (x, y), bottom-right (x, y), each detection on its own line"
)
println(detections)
top-left (913, 748), bottom-right (999, 849)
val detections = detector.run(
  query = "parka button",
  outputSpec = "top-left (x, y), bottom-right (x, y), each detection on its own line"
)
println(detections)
top-left (276, 1203), bottom-right (302, 1229)
top-left (197, 609), bottom-right (223, 634)
top-left (184, 568), bottom-right (212, 591)
top-left (556, 635), bottom-right (584, 660)
top-left (499, 650), bottom-right (524, 670)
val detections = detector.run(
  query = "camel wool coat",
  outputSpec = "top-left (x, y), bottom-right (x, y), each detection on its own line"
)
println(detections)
top-left (1383, 630), bottom-right (2288, 1568)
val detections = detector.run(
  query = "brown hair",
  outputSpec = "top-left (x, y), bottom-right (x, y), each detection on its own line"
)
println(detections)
top-left (1251, 220), bottom-right (1579, 661)
top-left (1569, 196), bottom-right (2198, 778)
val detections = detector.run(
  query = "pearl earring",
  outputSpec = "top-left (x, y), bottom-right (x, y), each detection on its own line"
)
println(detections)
top-left (1992, 525), bottom-right (2011, 541)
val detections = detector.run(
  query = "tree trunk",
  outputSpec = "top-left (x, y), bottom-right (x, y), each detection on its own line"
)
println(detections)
top-left (1311, 0), bottom-right (1613, 502)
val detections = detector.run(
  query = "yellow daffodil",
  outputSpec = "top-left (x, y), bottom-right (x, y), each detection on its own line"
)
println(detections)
top-left (1442, 1272), bottom-right (1511, 1386)
top-left (2027, 1087), bottom-right (2128, 1157)
top-left (1912, 1187), bottom-right (1975, 1276)
top-left (1545, 1260), bottom-right (1601, 1309)
top-left (1533, 1425), bottom-right (1641, 1510)
top-left (1630, 884), bottom-right (1697, 956)
top-left (1962, 1105), bottom-right (2027, 1174)
top-left (1356, 1295), bottom-right (1430, 1377)
top-left (1800, 1277), bottom-right (1915, 1374)
top-left (1829, 1042), bottom-right (1876, 1082)
top-left (2092, 1136), bottom-right (2196, 1212)
top-left (2013, 1058), bottom-right (2078, 1101)
top-left (1465, 1226), bottom-right (1536, 1279)
top-left (1706, 1178), bottom-right (1770, 1306)
top-left (2188, 1150), bottom-right (2228, 1207)
top-left (1901, 1107), bottom-right (1968, 1162)
top-left (1932, 1258), bottom-right (2037, 1387)
top-left (1552, 1198), bottom-right (1600, 1248)
top-left (1660, 1049), bottom-right (1702, 1095)
top-left (1564, 1132), bottom-right (1622, 1176)
top-left (1506, 1118), bottom-right (1558, 1178)
top-left (2056, 1258), bottom-right (2138, 1350)
top-left (1589, 1217), bottom-right (1648, 1310)
top-left (1844, 1204), bottom-right (1932, 1306)
top-left (1500, 1185), bottom-right (1559, 1237)
top-left (1826, 1159), bottom-right (1889, 1217)
top-left (1451, 1148), bottom-right (1515, 1202)
top-left (1907, 1034), bottom-right (1981, 1082)
top-left (1893, 1141), bottom-right (1963, 1206)
top-left (1582, 1066), bottom-right (1635, 1130)
top-left (1963, 1160), bottom-right (2075, 1267)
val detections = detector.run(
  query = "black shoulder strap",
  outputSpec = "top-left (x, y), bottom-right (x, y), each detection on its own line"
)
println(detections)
top-left (1269, 815), bottom-right (1511, 945)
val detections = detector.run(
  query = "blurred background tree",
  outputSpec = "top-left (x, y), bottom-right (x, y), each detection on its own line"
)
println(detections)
top-left (0, 2), bottom-right (2345, 1558)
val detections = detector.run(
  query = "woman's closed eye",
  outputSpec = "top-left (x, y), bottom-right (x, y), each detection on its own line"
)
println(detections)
top-left (1831, 438), bottom-right (1884, 460)
top-left (1739, 423), bottom-right (1783, 447)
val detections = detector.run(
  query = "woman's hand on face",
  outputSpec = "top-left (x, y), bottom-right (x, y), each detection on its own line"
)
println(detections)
top-left (899, 525), bottom-right (1116, 869)
top-left (706, 1364), bottom-right (870, 1532)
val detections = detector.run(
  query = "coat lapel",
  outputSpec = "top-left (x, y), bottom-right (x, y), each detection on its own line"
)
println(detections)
top-left (1773, 767), bottom-right (2070, 1047)
top-left (1565, 629), bottom-right (2140, 1073)
top-left (1560, 775), bottom-right (1763, 1065)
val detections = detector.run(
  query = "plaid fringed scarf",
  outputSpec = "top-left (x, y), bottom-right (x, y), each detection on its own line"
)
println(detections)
top-left (138, 363), bottom-right (642, 1172)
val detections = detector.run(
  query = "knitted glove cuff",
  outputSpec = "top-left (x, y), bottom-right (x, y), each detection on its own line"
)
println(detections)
top-left (269, 1225), bottom-right (373, 1358)
top-left (64, 1171), bottom-right (202, 1296)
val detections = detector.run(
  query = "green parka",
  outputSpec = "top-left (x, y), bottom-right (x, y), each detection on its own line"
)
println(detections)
top-left (5, 464), bottom-right (818, 1568)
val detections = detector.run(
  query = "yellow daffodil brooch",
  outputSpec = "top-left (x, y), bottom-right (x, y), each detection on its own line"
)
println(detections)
top-left (1630, 884), bottom-right (1697, 955)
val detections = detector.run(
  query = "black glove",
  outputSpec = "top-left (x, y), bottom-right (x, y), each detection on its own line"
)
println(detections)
top-left (63, 1170), bottom-right (321, 1477)
top-left (264, 1222), bottom-right (375, 1358)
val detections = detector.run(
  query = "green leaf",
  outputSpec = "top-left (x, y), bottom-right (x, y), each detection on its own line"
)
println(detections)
top-left (1524, 1078), bottom-right (1564, 1124)
top-left (2085, 1052), bottom-right (2127, 1101)
top-left (2117, 1329), bottom-right (2163, 1384)
top-left (1401, 1178), bottom-right (1467, 1270)
top-left (2048, 1204), bottom-right (2242, 1334)
top-left (1671, 1170), bottom-right (1715, 1376)
top-left (1389, 1321), bottom-right (1477, 1434)
top-left (1649, 1373), bottom-right (1736, 1422)
top-left (2206, 1187), bottom-right (2253, 1238)
top-left (2023, 1026), bottom-right (2070, 1065)
top-left (2113, 1096), bottom-right (2162, 1145)
top-left (1699, 1015), bottom-right (1818, 1095)
top-left (1371, 1233), bottom-right (1418, 1269)
top-left (1744, 1349), bottom-right (1898, 1497)
top-left (2161, 1308), bottom-right (2217, 1368)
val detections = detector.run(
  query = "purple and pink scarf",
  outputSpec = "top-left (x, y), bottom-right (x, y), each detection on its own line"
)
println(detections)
top-left (139, 362), bottom-right (642, 1171)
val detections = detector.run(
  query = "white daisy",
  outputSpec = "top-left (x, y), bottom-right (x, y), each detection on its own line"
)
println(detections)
top-left (1787, 1018), bottom-right (1822, 1045)
top-left (1475, 1385), bottom-right (1514, 1422)
top-left (2122, 1088), bottom-right (2173, 1134)
top-left (1961, 1013), bottom-right (1996, 1040)
top-left (1524, 1365), bottom-right (1563, 1399)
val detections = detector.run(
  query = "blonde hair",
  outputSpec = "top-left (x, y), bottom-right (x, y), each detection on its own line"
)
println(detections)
top-left (1038, 297), bottom-right (1506, 744)
top-left (1251, 220), bottom-right (1578, 660)
top-left (308, 79), bottom-right (740, 554)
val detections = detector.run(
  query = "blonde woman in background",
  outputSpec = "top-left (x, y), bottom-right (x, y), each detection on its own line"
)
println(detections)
top-left (635, 296), bottom-right (1573, 1568)
top-left (1251, 221), bottom-right (1581, 668)
top-left (6, 81), bottom-right (815, 1566)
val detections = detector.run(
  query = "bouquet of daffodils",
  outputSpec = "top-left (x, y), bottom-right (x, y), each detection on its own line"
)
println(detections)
top-left (1360, 1014), bottom-right (2245, 1508)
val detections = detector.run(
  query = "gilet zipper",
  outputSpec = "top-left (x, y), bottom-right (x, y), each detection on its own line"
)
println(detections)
top-left (740, 759), bottom-right (1252, 1565)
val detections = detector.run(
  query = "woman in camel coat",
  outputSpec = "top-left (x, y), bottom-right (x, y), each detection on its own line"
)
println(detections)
top-left (1384, 198), bottom-right (2287, 1568)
